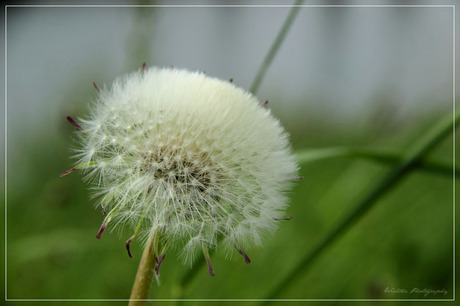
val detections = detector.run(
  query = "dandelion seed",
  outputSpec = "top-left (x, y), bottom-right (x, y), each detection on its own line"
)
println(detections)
top-left (60, 167), bottom-right (76, 177)
top-left (93, 81), bottom-right (100, 94)
top-left (154, 254), bottom-right (165, 275)
top-left (62, 66), bottom-right (299, 278)
top-left (96, 221), bottom-right (107, 239)
top-left (65, 116), bottom-right (82, 130)
top-left (237, 248), bottom-right (251, 264)
top-left (273, 216), bottom-right (293, 221)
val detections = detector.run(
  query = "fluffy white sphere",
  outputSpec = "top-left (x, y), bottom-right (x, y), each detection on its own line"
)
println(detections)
top-left (70, 66), bottom-right (298, 268)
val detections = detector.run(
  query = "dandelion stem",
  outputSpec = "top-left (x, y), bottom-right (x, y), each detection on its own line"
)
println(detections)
top-left (264, 110), bottom-right (459, 300)
top-left (129, 228), bottom-right (157, 305)
top-left (250, 0), bottom-right (305, 94)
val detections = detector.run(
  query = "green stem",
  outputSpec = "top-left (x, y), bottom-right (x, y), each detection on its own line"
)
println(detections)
top-left (250, 0), bottom-right (305, 94)
top-left (129, 228), bottom-right (157, 306)
top-left (264, 111), bottom-right (459, 300)
top-left (296, 147), bottom-right (458, 176)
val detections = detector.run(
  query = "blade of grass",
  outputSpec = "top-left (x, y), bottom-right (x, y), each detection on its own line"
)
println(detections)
top-left (264, 110), bottom-right (459, 300)
top-left (296, 147), bottom-right (458, 176)
top-left (250, 0), bottom-right (305, 94)
top-left (174, 253), bottom-right (205, 298)
top-left (174, 2), bottom-right (305, 299)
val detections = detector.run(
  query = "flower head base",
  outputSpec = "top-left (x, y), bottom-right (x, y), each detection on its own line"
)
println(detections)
top-left (63, 66), bottom-right (299, 276)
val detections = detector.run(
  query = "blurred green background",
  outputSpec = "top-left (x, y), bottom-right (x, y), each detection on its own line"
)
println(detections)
top-left (2, 2), bottom-right (458, 305)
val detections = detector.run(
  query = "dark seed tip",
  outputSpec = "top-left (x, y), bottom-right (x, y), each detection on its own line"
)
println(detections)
top-left (126, 239), bottom-right (133, 258)
top-left (59, 167), bottom-right (76, 177)
top-left (274, 216), bottom-right (293, 221)
top-left (93, 82), bottom-right (100, 93)
top-left (154, 254), bottom-right (165, 275)
top-left (65, 116), bottom-right (82, 130)
top-left (205, 257), bottom-right (215, 276)
top-left (96, 222), bottom-right (107, 239)
top-left (237, 248), bottom-right (251, 264)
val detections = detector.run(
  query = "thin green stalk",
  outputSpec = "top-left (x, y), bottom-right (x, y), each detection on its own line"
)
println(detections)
top-left (129, 228), bottom-right (157, 306)
top-left (264, 110), bottom-right (459, 300)
top-left (296, 147), bottom-right (458, 176)
top-left (250, 0), bottom-right (305, 94)
top-left (174, 2), bottom-right (305, 299)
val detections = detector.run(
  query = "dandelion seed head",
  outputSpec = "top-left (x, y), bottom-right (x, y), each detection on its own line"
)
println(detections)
top-left (73, 66), bottom-right (298, 263)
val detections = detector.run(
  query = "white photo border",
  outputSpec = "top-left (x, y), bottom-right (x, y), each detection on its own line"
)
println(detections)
top-left (3, 3), bottom-right (456, 302)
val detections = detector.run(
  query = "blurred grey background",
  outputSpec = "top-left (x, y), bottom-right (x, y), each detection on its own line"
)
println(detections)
top-left (3, 1), bottom-right (455, 152)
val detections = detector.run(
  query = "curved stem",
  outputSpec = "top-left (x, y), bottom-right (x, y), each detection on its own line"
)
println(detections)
top-left (129, 228), bottom-right (157, 306)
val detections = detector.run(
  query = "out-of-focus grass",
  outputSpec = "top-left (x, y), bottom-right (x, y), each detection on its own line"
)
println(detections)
top-left (264, 111), bottom-right (457, 301)
top-left (5, 108), bottom-right (456, 304)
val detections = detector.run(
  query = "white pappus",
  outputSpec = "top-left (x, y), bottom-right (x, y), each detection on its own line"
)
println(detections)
top-left (62, 65), bottom-right (300, 277)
